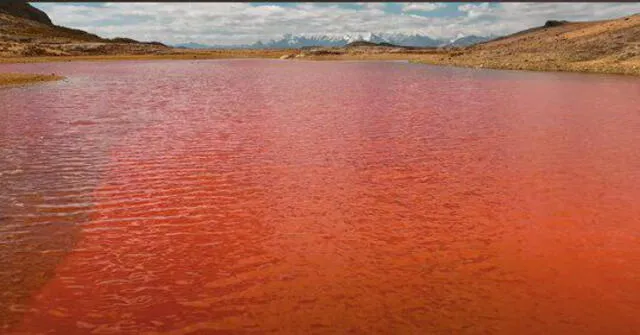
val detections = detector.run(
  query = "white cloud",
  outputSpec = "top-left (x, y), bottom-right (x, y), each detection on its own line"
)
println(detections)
top-left (453, 3), bottom-right (640, 37)
top-left (457, 3), bottom-right (493, 19)
top-left (356, 3), bottom-right (387, 10)
top-left (402, 3), bottom-right (445, 12)
top-left (32, 2), bottom-right (640, 45)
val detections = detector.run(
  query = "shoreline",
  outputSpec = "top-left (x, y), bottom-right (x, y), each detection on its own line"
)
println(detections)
top-left (0, 73), bottom-right (64, 87)
top-left (0, 50), bottom-right (293, 64)
top-left (1, 51), bottom-right (638, 79)
top-left (409, 56), bottom-right (640, 77)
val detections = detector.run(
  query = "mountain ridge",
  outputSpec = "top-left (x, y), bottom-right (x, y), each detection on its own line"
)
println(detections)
top-left (174, 32), bottom-right (496, 49)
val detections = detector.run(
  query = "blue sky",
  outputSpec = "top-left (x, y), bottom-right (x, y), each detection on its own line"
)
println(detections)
top-left (32, 2), bottom-right (640, 45)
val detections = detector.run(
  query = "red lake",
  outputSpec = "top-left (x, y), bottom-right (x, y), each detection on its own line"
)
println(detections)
top-left (1, 59), bottom-right (639, 334)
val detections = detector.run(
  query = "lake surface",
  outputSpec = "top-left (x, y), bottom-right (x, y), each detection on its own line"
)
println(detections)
top-left (1, 59), bottom-right (639, 334)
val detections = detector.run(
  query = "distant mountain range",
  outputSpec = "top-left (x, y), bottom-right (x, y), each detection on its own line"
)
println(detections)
top-left (173, 32), bottom-right (497, 49)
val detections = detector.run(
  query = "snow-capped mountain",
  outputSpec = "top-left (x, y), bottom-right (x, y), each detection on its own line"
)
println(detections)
top-left (376, 32), bottom-right (442, 47)
top-left (252, 32), bottom-right (445, 48)
top-left (251, 32), bottom-right (499, 48)
top-left (447, 34), bottom-right (496, 47)
top-left (172, 32), bottom-right (497, 49)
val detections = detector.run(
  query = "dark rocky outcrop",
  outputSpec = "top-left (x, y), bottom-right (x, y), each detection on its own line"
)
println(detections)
top-left (345, 41), bottom-right (380, 48)
top-left (544, 20), bottom-right (569, 28)
top-left (306, 49), bottom-right (345, 56)
top-left (0, 0), bottom-right (53, 25)
top-left (144, 41), bottom-right (168, 47)
top-left (345, 41), bottom-right (403, 48)
top-left (109, 37), bottom-right (139, 44)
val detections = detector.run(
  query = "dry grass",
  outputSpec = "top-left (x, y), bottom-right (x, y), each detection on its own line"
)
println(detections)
top-left (0, 73), bottom-right (63, 86)
top-left (409, 14), bottom-right (640, 76)
top-left (0, 13), bottom-right (102, 43)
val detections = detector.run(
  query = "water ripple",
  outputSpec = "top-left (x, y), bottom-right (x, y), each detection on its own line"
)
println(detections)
top-left (1, 60), bottom-right (639, 334)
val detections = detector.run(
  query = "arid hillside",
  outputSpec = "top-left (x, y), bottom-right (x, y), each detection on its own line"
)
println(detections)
top-left (0, 0), bottom-right (170, 57)
top-left (0, 0), bottom-right (52, 25)
top-left (414, 14), bottom-right (640, 75)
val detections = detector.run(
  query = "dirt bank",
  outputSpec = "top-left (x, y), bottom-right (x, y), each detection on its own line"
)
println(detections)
top-left (0, 73), bottom-right (63, 86)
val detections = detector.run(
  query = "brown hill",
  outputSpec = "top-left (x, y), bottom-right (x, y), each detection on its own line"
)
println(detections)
top-left (0, 0), bottom-right (170, 57)
top-left (0, 0), bottom-right (52, 25)
top-left (418, 13), bottom-right (640, 75)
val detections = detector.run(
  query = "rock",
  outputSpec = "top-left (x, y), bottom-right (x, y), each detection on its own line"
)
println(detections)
top-left (544, 20), bottom-right (569, 28)
top-left (279, 54), bottom-right (295, 60)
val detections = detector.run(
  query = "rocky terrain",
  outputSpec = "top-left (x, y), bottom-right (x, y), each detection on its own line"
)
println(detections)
top-left (0, 0), bottom-right (170, 57)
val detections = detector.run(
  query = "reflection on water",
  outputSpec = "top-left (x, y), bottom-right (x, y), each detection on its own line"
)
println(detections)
top-left (1, 60), bottom-right (639, 334)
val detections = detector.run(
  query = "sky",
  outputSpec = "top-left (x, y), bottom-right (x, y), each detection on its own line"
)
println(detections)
top-left (32, 2), bottom-right (640, 46)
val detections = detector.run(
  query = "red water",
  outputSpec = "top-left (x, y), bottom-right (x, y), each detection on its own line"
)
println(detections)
top-left (1, 60), bottom-right (640, 334)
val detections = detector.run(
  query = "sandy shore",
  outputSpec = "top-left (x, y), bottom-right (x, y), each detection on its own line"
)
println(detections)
top-left (289, 53), bottom-right (640, 76)
top-left (409, 54), bottom-right (640, 76)
top-left (0, 73), bottom-right (64, 86)
top-left (0, 49), bottom-right (297, 64)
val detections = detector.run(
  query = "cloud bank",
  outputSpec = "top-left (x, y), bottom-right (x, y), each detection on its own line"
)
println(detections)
top-left (32, 2), bottom-right (640, 45)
